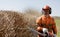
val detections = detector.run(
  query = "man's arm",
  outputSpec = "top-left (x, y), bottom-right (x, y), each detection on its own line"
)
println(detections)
top-left (52, 18), bottom-right (57, 37)
top-left (36, 17), bottom-right (43, 31)
top-left (52, 18), bottom-right (57, 34)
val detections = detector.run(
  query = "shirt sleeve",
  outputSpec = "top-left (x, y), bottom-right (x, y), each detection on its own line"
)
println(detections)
top-left (36, 17), bottom-right (43, 32)
top-left (52, 18), bottom-right (57, 34)
top-left (36, 17), bottom-right (42, 26)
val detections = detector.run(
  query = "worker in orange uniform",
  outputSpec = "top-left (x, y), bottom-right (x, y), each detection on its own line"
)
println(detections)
top-left (36, 5), bottom-right (57, 37)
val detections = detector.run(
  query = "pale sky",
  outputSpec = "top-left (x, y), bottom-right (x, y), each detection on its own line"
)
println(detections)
top-left (0, 0), bottom-right (60, 16)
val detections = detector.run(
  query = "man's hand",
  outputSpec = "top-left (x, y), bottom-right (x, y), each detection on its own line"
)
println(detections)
top-left (53, 34), bottom-right (56, 37)
top-left (48, 32), bottom-right (56, 37)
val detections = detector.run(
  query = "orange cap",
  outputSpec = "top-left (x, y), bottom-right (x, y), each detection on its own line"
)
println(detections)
top-left (42, 5), bottom-right (51, 10)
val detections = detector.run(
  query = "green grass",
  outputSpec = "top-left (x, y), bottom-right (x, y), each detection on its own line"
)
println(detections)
top-left (55, 19), bottom-right (60, 37)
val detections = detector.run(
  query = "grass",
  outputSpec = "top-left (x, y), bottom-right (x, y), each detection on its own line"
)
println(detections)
top-left (55, 19), bottom-right (60, 37)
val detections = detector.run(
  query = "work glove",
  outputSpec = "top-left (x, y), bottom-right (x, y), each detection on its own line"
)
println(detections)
top-left (53, 34), bottom-right (56, 37)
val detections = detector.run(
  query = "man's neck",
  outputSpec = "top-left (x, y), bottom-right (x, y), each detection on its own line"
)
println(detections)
top-left (44, 14), bottom-right (50, 18)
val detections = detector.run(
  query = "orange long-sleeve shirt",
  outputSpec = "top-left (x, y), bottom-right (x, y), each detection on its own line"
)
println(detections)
top-left (36, 15), bottom-right (57, 34)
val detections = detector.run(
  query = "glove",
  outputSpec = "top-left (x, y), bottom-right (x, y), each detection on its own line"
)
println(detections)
top-left (42, 28), bottom-right (48, 33)
top-left (54, 34), bottom-right (56, 37)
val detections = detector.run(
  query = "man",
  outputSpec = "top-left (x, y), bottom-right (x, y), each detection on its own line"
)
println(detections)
top-left (36, 5), bottom-right (57, 37)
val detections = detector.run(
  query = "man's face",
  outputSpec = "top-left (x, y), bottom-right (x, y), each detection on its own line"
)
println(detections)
top-left (43, 9), bottom-right (49, 15)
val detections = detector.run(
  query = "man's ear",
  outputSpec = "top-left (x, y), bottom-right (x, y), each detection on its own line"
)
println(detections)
top-left (49, 8), bottom-right (51, 14)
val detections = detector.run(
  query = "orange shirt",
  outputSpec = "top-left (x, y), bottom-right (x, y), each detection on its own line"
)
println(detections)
top-left (36, 15), bottom-right (57, 34)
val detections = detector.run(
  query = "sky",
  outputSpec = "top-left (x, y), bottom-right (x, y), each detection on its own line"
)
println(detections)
top-left (0, 0), bottom-right (60, 16)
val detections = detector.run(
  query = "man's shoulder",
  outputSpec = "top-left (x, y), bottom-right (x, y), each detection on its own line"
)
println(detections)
top-left (50, 16), bottom-right (55, 20)
top-left (37, 15), bottom-right (43, 19)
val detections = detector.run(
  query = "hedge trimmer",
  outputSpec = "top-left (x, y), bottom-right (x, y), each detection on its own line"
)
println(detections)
top-left (27, 27), bottom-right (56, 37)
